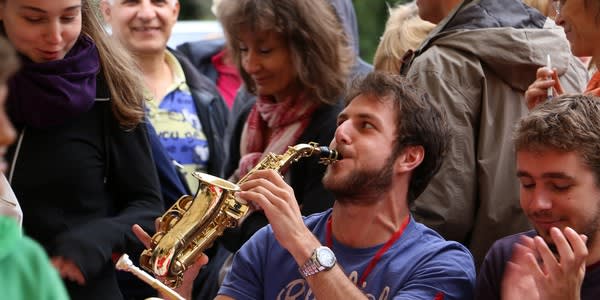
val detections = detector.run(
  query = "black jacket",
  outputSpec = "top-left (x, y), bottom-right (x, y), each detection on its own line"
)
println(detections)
top-left (6, 75), bottom-right (163, 300)
top-left (176, 39), bottom-right (225, 85)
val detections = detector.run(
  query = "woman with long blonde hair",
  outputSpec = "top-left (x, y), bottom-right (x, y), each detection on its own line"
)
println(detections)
top-left (374, 2), bottom-right (435, 73)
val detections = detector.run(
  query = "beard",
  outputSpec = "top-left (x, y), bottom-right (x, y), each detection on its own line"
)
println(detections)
top-left (322, 154), bottom-right (395, 206)
top-left (533, 201), bottom-right (600, 255)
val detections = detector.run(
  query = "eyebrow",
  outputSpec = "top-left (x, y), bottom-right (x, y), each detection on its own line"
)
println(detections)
top-left (337, 112), bottom-right (382, 124)
top-left (20, 5), bottom-right (81, 13)
top-left (236, 37), bottom-right (269, 46)
top-left (516, 170), bottom-right (575, 180)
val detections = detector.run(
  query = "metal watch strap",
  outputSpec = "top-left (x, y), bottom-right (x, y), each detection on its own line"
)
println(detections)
top-left (298, 246), bottom-right (334, 277)
top-left (299, 257), bottom-right (324, 277)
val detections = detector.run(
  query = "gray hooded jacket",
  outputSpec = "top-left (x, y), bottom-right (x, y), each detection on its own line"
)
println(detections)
top-left (401, 0), bottom-right (588, 268)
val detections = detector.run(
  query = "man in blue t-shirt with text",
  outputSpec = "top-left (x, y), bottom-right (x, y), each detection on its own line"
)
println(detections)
top-left (134, 72), bottom-right (475, 299)
top-left (212, 72), bottom-right (475, 299)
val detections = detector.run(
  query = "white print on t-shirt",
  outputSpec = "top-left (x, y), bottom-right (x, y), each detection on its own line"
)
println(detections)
top-left (181, 108), bottom-right (202, 131)
top-left (275, 270), bottom-right (391, 300)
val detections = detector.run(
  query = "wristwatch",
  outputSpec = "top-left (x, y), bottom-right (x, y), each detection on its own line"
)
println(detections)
top-left (298, 246), bottom-right (336, 277)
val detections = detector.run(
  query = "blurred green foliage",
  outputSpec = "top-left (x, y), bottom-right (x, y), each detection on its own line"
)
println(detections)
top-left (352, 0), bottom-right (411, 64)
top-left (179, 0), bottom-right (214, 20)
top-left (177, 0), bottom-right (411, 63)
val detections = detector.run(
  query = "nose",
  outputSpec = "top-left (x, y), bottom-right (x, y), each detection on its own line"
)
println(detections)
top-left (44, 21), bottom-right (63, 45)
top-left (334, 120), bottom-right (352, 145)
top-left (242, 50), bottom-right (261, 74)
top-left (526, 188), bottom-right (553, 212)
top-left (137, 1), bottom-right (158, 20)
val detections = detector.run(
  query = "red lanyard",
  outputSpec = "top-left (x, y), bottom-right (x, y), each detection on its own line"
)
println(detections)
top-left (325, 215), bottom-right (410, 287)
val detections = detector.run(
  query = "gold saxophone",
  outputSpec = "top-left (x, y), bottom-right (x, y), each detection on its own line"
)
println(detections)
top-left (139, 142), bottom-right (340, 287)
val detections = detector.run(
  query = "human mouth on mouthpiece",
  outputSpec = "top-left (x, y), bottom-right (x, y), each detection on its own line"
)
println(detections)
top-left (318, 146), bottom-right (342, 165)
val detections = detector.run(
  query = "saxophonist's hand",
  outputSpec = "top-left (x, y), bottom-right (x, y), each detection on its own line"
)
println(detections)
top-left (133, 224), bottom-right (208, 300)
top-left (239, 170), bottom-right (320, 261)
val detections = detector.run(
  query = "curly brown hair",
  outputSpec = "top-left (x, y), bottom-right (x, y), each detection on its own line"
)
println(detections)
top-left (514, 94), bottom-right (600, 185)
top-left (346, 72), bottom-right (450, 201)
top-left (217, 0), bottom-right (354, 105)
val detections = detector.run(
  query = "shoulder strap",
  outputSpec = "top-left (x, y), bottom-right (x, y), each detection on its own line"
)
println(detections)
top-left (95, 71), bottom-right (111, 184)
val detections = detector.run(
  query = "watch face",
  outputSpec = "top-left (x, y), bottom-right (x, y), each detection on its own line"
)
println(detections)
top-left (316, 247), bottom-right (336, 268)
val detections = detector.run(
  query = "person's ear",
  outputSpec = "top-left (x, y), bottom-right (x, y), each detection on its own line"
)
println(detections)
top-left (394, 145), bottom-right (424, 174)
top-left (100, 1), bottom-right (112, 23)
top-left (173, 0), bottom-right (181, 18)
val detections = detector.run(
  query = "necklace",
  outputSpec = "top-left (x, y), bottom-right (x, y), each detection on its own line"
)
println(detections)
top-left (325, 215), bottom-right (410, 287)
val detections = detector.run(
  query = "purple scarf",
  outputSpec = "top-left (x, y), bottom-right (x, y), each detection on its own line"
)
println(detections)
top-left (7, 35), bottom-right (100, 128)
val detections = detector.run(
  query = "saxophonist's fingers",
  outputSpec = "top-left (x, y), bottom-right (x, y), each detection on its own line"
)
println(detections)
top-left (239, 183), bottom-right (303, 227)
top-left (132, 224), bottom-right (152, 249)
top-left (241, 170), bottom-right (294, 201)
top-left (240, 180), bottom-right (296, 214)
top-left (238, 187), bottom-right (276, 213)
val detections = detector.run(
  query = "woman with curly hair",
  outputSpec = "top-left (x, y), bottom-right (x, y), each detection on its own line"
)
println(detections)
top-left (217, 0), bottom-right (354, 252)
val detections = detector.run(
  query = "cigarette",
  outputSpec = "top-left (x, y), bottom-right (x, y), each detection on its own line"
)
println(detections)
top-left (547, 54), bottom-right (553, 101)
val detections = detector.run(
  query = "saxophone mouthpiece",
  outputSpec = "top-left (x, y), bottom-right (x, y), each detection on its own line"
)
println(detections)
top-left (318, 146), bottom-right (342, 165)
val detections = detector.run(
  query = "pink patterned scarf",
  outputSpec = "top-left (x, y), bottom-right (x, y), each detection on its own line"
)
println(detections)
top-left (233, 94), bottom-right (318, 181)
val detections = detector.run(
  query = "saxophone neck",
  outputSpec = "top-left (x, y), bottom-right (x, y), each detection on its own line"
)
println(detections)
top-left (285, 143), bottom-right (330, 163)
top-left (238, 143), bottom-right (341, 183)
top-left (289, 143), bottom-right (320, 157)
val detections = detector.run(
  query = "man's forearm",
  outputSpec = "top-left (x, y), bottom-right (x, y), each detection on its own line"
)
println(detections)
top-left (305, 266), bottom-right (368, 299)
top-left (287, 232), bottom-right (367, 299)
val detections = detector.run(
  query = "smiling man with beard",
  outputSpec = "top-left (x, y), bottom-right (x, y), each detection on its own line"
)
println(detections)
top-left (476, 94), bottom-right (600, 300)
top-left (209, 72), bottom-right (475, 300)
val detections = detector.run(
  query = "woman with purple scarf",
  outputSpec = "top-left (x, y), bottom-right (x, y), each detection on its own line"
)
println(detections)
top-left (0, 0), bottom-right (163, 299)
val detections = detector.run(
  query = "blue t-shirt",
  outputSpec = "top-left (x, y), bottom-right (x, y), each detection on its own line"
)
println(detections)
top-left (146, 52), bottom-right (209, 193)
top-left (219, 210), bottom-right (476, 299)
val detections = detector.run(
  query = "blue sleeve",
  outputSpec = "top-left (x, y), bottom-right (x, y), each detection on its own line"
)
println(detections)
top-left (145, 122), bottom-right (188, 208)
top-left (218, 227), bottom-right (269, 299)
top-left (394, 244), bottom-right (476, 300)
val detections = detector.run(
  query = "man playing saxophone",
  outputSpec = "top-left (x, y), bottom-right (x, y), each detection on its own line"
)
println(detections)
top-left (136, 72), bottom-right (476, 299)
